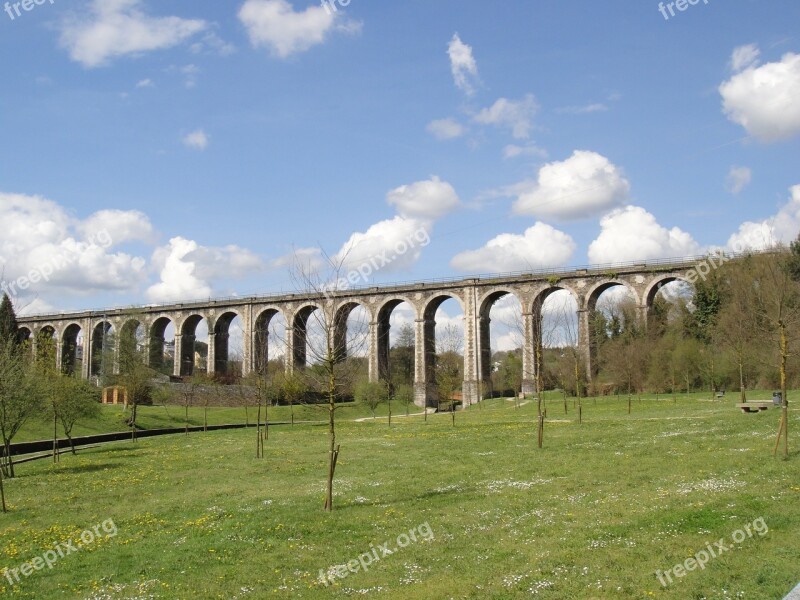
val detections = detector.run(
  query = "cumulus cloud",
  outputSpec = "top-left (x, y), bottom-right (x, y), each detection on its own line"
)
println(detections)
top-left (0, 193), bottom-right (150, 297)
top-left (588, 206), bottom-right (701, 264)
top-left (719, 49), bottom-right (800, 142)
top-left (238, 0), bottom-right (360, 58)
top-left (451, 222), bottom-right (576, 273)
top-left (727, 184), bottom-right (800, 251)
top-left (386, 176), bottom-right (460, 221)
top-left (183, 129), bottom-right (210, 150)
top-left (323, 176), bottom-right (459, 280)
top-left (474, 95), bottom-right (539, 140)
top-left (448, 33), bottom-right (479, 95)
top-left (726, 166), bottom-right (752, 195)
top-left (512, 150), bottom-right (630, 221)
top-left (427, 118), bottom-right (466, 140)
top-left (146, 237), bottom-right (264, 302)
top-left (59, 0), bottom-right (207, 68)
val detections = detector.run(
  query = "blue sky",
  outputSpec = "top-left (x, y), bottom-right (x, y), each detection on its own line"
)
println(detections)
top-left (1, 0), bottom-right (799, 316)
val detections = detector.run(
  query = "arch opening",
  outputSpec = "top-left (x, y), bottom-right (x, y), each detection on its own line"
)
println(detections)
top-left (179, 315), bottom-right (208, 377)
top-left (90, 321), bottom-right (114, 379)
top-left (254, 309), bottom-right (287, 376)
top-left (61, 324), bottom-right (83, 376)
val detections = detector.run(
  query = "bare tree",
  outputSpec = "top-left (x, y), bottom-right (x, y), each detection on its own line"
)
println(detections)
top-left (744, 250), bottom-right (800, 459)
top-left (288, 250), bottom-right (368, 511)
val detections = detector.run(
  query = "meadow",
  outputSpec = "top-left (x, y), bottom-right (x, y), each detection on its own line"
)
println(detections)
top-left (1, 392), bottom-right (798, 599)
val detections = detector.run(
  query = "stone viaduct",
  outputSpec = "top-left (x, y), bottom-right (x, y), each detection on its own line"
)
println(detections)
top-left (16, 257), bottom-right (705, 407)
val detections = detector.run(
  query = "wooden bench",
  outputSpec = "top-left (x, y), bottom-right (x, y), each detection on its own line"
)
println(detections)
top-left (736, 402), bottom-right (772, 414)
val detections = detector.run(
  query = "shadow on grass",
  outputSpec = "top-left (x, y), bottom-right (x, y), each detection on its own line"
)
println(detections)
top-left (53, 462), bottom-right (124, 475)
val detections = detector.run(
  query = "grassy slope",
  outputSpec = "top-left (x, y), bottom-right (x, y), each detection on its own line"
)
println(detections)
top-left (0, 393), bottom-right (798, 599)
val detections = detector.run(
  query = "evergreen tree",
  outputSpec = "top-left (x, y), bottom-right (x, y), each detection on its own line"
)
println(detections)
top-left (0, 294), bottom-right (19, 346)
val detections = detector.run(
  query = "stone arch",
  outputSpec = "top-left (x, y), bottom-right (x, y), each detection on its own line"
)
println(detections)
top-left (119, 319), bottom-right (144, 372)
top-left (376, 297), bottom-right (417, 382)
top-left (90, 321), bottom-right (114, 377)
top-left (477, 288), bottom-right (522, 391)
top-left (333, 301), bottom-right (371, 363)
top-left (36, 325), bottom-right (58, 365)
top-left (420, 293), bottom-right (466, 405)
top-left (179, 314), bottom-right (207, 377)
top-left (254, 307), bottom-right (285, 374)
top-left (527, 285), bottom-right (583, 393)
top-left (212, 311), bottom-right (241, 374)
top-left (17, 326), bottom-right (32, 346)
top-left (585, 280), bottom-right (640, 312)
top-left (643, 275), bottom-right (690, 309)
top-left (292, 303), bottom-right (320, 369)
top-left (148, 316), bottom-right (173, 373)
top-left (61, 323), bottom-right (82, 375)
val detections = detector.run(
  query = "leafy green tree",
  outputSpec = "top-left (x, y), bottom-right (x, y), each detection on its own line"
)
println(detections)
top-left (389, 324), bottom-right (415, 386)
top-left (49, 376), bottom-right (101, 458)
top-left (0, 338), bottom-right (40, 478)
top-left (355, 380), bottom-right (385, 419)
top-left (394, 383), bottom-right (414, 416)
top-left (0, 294), bottom-right (19, 346)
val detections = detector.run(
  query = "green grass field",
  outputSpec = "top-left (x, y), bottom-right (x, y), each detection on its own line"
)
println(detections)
top-left (1, 392), bottom-right (798, 599)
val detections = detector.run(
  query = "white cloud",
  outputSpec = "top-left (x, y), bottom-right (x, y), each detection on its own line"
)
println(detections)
top-left (727, 185), bottom-right (800, 251)
top-left (447, 33), bottom-right (479, 95)
top-left (136, 78), bottom-right (154, 88)
top-left (0, 193), bottom-right (149, 297)
top-left (730, 43), bottom-right (760, 72)
top-left (474, 95), bottom-right (538, 140)
top-left (512, 150), bottom-right (630, 221)
top-left (78, 209), bottom-right (156, 245)
top-left (726, 166), bottom-right (752, 195)
top-left (451, 222), bottom-right (576, 273)
top-left (183, 129), bottom-right (209, 150)
top-left (555, 103), bottom-right (609, 115)
top-left (386, 176), bottom-right (460, 221)
top-left (427, 118), bottom-right (466, 140)
top-left (146, 237), bottom-right (264, 303)
top-left (719, 51), bottom-right (800, 142)
top-left (588, 206), bottom-right (701, 264)
top-left (59, 0), bottom-right (207, 68)
top-left (335, 217), bottom-right (429, 274)
top-left (238, 0), bottom-right (359, 58)
top-left (503, 144), bottom-right (548, 160)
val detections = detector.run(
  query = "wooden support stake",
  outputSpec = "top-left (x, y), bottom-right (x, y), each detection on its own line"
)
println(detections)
top-left (773, 414), bottom-right (785, 457)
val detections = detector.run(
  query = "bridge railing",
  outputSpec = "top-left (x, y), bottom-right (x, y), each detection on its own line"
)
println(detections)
top-left (19, 249), bottom-right (769, 319)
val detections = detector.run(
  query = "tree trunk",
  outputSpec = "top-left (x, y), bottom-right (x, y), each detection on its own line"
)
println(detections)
top-left (325, 395), bottom-right (336, 512)
top-left (4, 441), bottom-right (14, 478)
top-left (738, 358), bottom-right (746, 403)
top-left (256, 401), bottom-right (262, 458)
top-left (0, 460), bottom-right (6, 512)
top-left (53, 413), bottom-right (59, 464)
top-left (780, 326), bottom-right (789, 459)
top-left (185, 403), bottom-right (189, 436)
